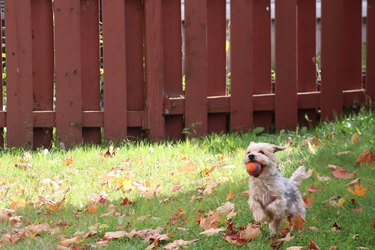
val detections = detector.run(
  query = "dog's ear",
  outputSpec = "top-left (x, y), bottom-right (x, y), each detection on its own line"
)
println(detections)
top-left (248, 141), bottom-right (255, 146)
top-left (271, 145), bottom-right (285, 153)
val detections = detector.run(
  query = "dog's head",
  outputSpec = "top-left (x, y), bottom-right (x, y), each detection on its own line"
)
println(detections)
top-left (244, 142), bottom-right (285, 176)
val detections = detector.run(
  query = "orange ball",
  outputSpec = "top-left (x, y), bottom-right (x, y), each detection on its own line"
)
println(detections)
top-left (246, 162), bottom-right (262, 177)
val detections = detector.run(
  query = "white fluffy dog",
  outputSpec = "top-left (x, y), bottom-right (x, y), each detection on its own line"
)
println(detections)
top-left (244, 142), bottom-right (308, 235)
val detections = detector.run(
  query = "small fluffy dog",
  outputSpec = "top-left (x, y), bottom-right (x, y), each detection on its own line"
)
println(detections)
top-left (244, 142), bottom-right (308, 235)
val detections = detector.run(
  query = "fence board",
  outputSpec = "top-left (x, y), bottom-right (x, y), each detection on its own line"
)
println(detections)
top-left (102, 0), bottom-right (127, 142)
top-left (343, 0), bottom-right (362, 90)
top-left (207, 0), bottom-right (227, 134)
top-left (145, 0), bottom-right (165, 140)
top-left (81, 0), bottom-right (101, 144)
top-left (369, 0), bottom-right (375, 106)
top-left (250, 0), bottom-right (273, 130)
top-left (0, 10), bottom-right (3, 148)
top-left (55, 0), bottom-right (83, 148)
top-left (185, 0), bottom-right (208, 137)
top-left (32, 0), bottom-right (54, 148)
top-left (5, 0), bottom-right (34, 148)
top-left (162, 0), bottom-right (184, 140)
top-left (321, 0), bottom-right (344, 120)
top-left (126, 0), bottom-right (145, 139)
top-left (230, 0), bottom-right (253, 132)
top-left (297, 0), bottom-right (317, 127)
top-left (275, 0), bottom-right (298, 130)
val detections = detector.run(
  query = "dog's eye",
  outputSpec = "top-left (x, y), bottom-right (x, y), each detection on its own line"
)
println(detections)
top-left (259, 151), bottom-right (265, 155)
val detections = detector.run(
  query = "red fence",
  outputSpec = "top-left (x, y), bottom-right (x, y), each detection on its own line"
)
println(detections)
top-left (1, 0), bottom-right (374, 149)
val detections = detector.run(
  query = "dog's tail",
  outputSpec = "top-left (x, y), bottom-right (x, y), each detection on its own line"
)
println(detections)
top-left (289, 166), bottom-right (309, 189)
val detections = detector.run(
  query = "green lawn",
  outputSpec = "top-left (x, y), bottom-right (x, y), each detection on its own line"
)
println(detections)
top-left (0, 111), bottom-right (374, 249)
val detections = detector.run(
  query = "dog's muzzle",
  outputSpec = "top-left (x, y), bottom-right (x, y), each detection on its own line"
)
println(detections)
top-left (248, 154), bottom-right (255, 162)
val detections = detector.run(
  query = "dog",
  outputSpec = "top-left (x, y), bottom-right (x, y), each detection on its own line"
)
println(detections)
top-left (244, 142), bottom-right (308, 235)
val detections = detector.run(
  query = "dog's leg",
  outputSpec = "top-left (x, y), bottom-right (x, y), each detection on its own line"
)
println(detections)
top-left (265, 198), bottom-right (286, 222)
top-left (248, 199), bottom-right (266, 222)
top-left (269, 218), bottom-right (281, 235)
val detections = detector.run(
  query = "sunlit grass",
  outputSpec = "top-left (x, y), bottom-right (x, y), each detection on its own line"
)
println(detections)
top-left (0, 111), bottom-right (375, 249)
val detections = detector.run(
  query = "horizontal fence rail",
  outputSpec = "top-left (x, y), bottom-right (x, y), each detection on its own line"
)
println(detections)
top-left (1, 0), bottom-right (374, 148)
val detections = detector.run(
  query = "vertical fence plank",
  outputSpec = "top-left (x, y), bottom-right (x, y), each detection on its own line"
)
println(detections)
top-left (145, 0), bottom-right (165, 140)
top-left (55, 0), bottom-right (83, 148)
top-left (321, 0), bottom-right (344, 120)
top-left (185, 0), bottom-right (208, 137)
top-left (5, 0), bottom-right (33, 148)
top-left (81, 0), bottom-right (101, 144)
top-left (251, 0), bottom-right (272, 129)
top-left (343, 0), bottom-right (362, 90)
top-left (126, 0), bottom-right (145, 139)
top-left (102, 0), bottom-right (127, 142)
top-left (368, 0), bottom-right (375, 105)
top-left (163, 0), bottom-right (183, 140)
top-left (0, 9), bottom-right (3, 148)
top-left (207, 0), bottom-right (227, 134)
top-left (32, 0), bottom-right (54, 148)
top-left (297, 0), bottom-right (317, 126)
top-left (230, 0), bottom-right (252, 132)
top-left (275, 0), bottom-right (298, 130)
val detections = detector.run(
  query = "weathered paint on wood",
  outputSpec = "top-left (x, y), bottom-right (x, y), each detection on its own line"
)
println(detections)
top-left (321, 0), bottom-right (344, 120)
top-left (55, 0), bottom-right (83, 148)
top-left (5, 0), bottom-right (34, 148)
top-left (230, 0), bottom-right (253, 132)
top-left (32, 0), bottom-right (54, 148)
top-left (81, 0), bottom-right (101, 144)
top-left (102, 0), bottom-right (127, 142)
top-left (184, 0), bottom-right (208, 137)
top-left (145, 0), bottom-right (165, 140)
top-left (368, 0), bottom-right (375, 107)
top-left (275, 0), bottom-right (298, 130)
top-left (163, 0), bottom-right (184, 140)
top-left (207, 0), bottom-right (227, 134)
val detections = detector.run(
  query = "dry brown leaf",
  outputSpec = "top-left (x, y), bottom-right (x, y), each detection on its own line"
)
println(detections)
top-left (104, 145), bottom-right (115, 157)
top-left (226, 191), bottom-right (235, 201)
top-left (239, 222), bottom-right (262, 241)
top-left (287, 247), bottom-right (305, 250)
top-left (338, 197), bottom-right (346, 207)
top-left (303, 195), bottom-right (315, 209)
top-left (86, 204), bottom-right (98, 214)
top-left (163, 239), bottom-right (199, 250)
top-left (307, 185), bottom-right (322, 193)
top-left (62, 156), bottom-right (74, 167)
top-left (331, 166), bottom-right (356, 179)
top-left (59, 236), bottom-right (81, 247)
top-left (347, 178), bottom-right (361, 186)
top-left (200, 228), bottom-right (225, 236)
top-left (204, 166), bottom-right (216, 176)
top-left (172, 182), bottom-right (182, 192)
top-left (291, 215), bottom-right (305, 230)
top-left (347, 183), bottom-right (368, 197)
top-left (336, 151), bottom-right (353, 156)
top-left (309, 240), bottom-right (321, 250)
top-left (351, 206), bottom-right (364, 214)
top-left (372, 218), bottom-right (375, 229)
top-left (351, 133), bottom-right (360, 144)
top-left (317, 175), bottom-right (331, 182)
top-left (179, 161), bottom-right (197, 173)
top-left (198, 211), bottom-right (221, 231)
top-left (103, 231), bottom-right (128, 240)
top-left (271, 232), bottom-right (295, 248)
top-left (356, 150), bottom-right (375, 164)
top-left (216, 202), bottom-right (234, 214)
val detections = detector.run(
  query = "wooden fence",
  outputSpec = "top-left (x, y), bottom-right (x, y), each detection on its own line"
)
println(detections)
top-left (1, 0), bottom-right (374, 149)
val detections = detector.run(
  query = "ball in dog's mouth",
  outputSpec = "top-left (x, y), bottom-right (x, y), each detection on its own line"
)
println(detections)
top-left (245, 161), bottom-right (263, 177)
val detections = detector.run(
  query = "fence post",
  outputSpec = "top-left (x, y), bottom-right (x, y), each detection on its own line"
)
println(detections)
top-left (275, 0), bottom-right (298, 130)
top-left (54, 0), bottom-right (83, 148)
top-left (144, 0), bottom-right (165, 140)
top-left (102, 0), bottom-right (128, 142)
top-left (367, 0), bottom-right (375, 106)
top-left (5, 0), bottom-right (34, 148)
top-left (184, 0), bottom-right (208, 137)
top-left (81, 0), bottom-right (101, 144)
top-left (230, 0), bottom-right (253, 132)
top-left (32, 0), bottom-right (54, 148)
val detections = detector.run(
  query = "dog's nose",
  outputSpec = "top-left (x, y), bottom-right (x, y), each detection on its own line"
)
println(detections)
top-left (248, 154), bottom-right (255, 161)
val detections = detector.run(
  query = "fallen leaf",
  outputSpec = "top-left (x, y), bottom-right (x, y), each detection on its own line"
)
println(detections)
top-left (271, 232), bottom-right (295, 248)
top-left (62, 156), bottom-right (74, 167)
top-left (348, 183), bottom-right (368, 197)
top-left (200, 228), bottom-right (225, 236)
top-left (59, 236), bottom-right (81, 247)
top-left (239, 222), bottom-right (262, 241)
top-left (351, 206), bottom-right (363, 214)
top-left (287, 247), bottom-right (305, 250)
top-left (120, 197), bottom-right (133, 206)
top-left (351, 133), bottom-right (360, 144)
top-left (331, 222), bottom-right (341, 231)
top-left (308, 227), bottom-right (318, 231)
top-left (168, 208), bottom-right (186, 225)
top-left (163, 239), bottom-right (199, 250)
top-left (9, 200), bottom-right (26, 210)
top-left (317, 175), bottom-right (331, 182)
top-left (226, 191), bottom-right (235, 201)
top-left (336, 151), bottom-right (353, 156)
top-left (86, 204), bottom-right (98, 214)
top-left (104, 145), bottom-right (115, 157)
top-left (103, 231), bottom-right (128, 240)
top-left (309, 240), bottom-right (321, 250)
top-left (331, 166), bottom-right (356, 179)
top-left (324, 195), bottom-right (341, 207)
top-left (179, 161), bottom-right (197, 173)
top-left (204, 166), bottom-right (216, 176)
top-left (307, 185), bottom-right (322, 193)
top-left (303, 195), bottom-right (315, 208)
top-left (356, 150), bottom-right (375, 164)
top-left (338, 197), bottom-right (346, 207)
top-left (172, 182), bottom-right (181, 192)
top-left (347, 178), bottom-right (361, 186)
top-left (291, 215), bottom-right (305, 230)
top-left (372, 218), bottom-right (375, 229)
top-left (87, 193), bottom-right (108, 204)
top-left (216, 202), bottom-right (235, 215)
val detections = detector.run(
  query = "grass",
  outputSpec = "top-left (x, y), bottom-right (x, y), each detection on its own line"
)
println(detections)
top-left (0, 111), bottom-right (375, 249)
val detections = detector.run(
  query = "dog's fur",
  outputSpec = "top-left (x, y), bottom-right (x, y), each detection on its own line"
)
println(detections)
top-left (244, 142), bottom-right (308, 235)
